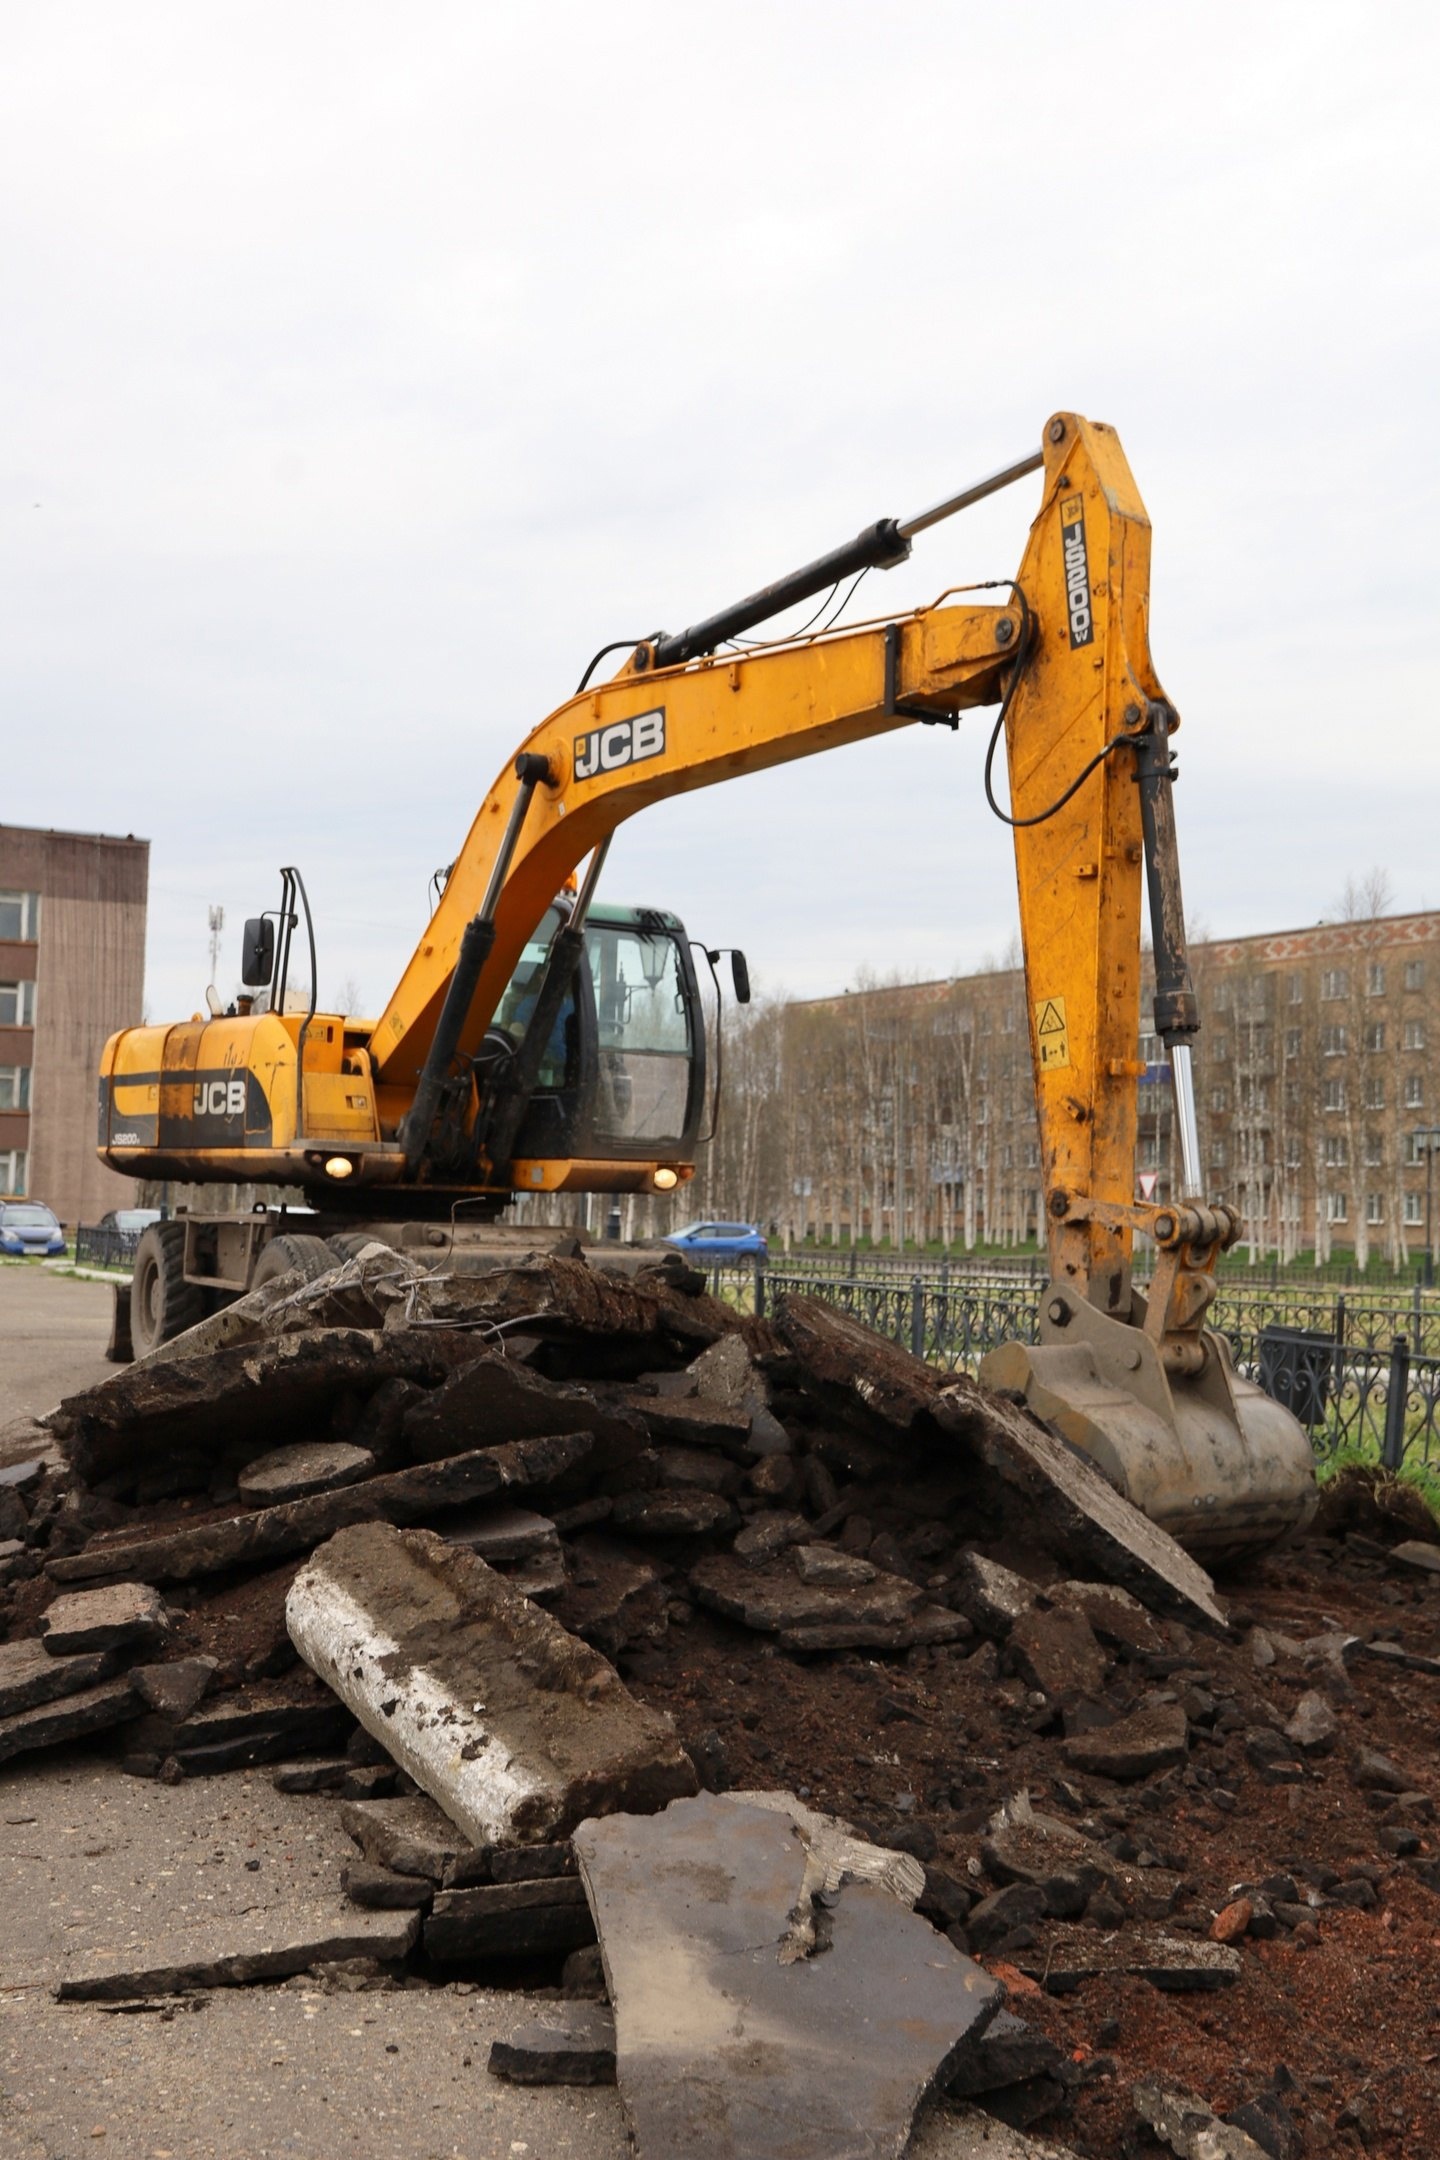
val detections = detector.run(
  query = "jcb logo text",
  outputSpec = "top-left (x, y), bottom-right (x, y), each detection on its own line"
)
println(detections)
top-left (194, 1079), bottom-right (246, 1118)
top-left (574, 708), bottom-right (666, 783)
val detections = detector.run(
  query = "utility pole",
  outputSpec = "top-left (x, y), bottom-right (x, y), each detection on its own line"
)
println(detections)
top-left (207, 905), bottom-right (225, 988)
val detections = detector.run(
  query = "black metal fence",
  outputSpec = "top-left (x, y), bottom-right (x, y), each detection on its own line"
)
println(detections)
top-left (74, 1224), bottom-right (147, 1269)
top-left (712, 1258), bottom-right (1440, 1478)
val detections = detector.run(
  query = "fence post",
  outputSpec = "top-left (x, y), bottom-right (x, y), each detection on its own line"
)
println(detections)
top-left (1333, 1294), bottom-right (1346, 1349)
top-left (1382, 1334), bottom-right (1411, 1472)
top-left (753, 1257), bottom-right (766, 1321)
top-left (910, 1276), bottom-right (925, 1361)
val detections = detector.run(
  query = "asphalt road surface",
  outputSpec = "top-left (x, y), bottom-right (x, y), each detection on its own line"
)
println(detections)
top-left (0, 1757), bottom-right (629, 2160)
top-left (0, 1263), bottom-right (115, 1428)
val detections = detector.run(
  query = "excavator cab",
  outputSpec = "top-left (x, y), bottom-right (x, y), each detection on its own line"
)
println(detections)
top-left (484, 902), bottom-right (709, 1170)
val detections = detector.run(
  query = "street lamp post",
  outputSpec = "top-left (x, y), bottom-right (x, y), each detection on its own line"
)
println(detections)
top-left (1414, 1127), bottom-right (1440, 1288)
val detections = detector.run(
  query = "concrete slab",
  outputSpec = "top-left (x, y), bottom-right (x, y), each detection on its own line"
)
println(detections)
top-left (287, 1522), bottom-right (697, 1847)
top-left (573, 1791), bottom-right (1001, 2160)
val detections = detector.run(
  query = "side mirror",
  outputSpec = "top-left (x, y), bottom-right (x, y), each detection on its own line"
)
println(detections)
top-left (241, 916), bottom-right (275, 988)
top-left (730, 951), bottom-right (751, 1005)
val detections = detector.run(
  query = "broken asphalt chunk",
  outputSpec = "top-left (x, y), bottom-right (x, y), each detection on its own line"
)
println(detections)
top-left (488, 2001), bottom-right (617, 2085)
top-left (689, 1551), bottom-right (966, 1652)
top-left (573, 1790), bottom-right (1002, 2160)
top-left (1014, 1929), bottom-right (1242, 1993)
top-left (55, 1906), bottom-right (420, 2001)
top-left (38, 1581), bottom-right (168, 1655)
top-left (425, 1877), bottom-right (595, 1960)
top-left (47, 1433), bottom-right (590, 1586)
top-left (237, 1440), bottom-right (376, 1506)
top-left (1060, 1698), bottom-right (1188, 1781)
top-left (0, 1675), bottom-right (140, 1764)
top-left (0, 1638), bottom-right (118, 1718)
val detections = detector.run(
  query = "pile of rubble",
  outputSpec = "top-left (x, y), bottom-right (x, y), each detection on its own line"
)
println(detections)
top-left (3, 1240), bottom-right (1440, 2156)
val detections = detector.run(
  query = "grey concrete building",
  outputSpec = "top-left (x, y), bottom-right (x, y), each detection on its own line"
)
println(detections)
top-left (0, 825), bottom-right (149, 1228)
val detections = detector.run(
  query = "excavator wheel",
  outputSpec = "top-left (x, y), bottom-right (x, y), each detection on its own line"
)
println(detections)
top-left (252, 1233), bottom-right (336, 1289)
top-left (327, 1232), bottom-right (384, 1265)
top-left (130, 1222), bottom-right (204, 1359)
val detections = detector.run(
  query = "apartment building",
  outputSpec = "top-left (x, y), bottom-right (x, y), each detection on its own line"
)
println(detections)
top-left (0, 825), bottom-right (149, 1227)
top-left (765, 910), bottom-right (1440, 1259)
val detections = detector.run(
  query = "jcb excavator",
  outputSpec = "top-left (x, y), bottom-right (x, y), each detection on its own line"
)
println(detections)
top-left (98, 411), bottom-right (1317, 1558)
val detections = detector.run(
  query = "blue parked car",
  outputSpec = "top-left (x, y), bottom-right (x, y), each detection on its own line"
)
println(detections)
top-left (663, 1219), bottom-right (768, 1262)
top-left (0, 1201), bottom-right (67, 1257)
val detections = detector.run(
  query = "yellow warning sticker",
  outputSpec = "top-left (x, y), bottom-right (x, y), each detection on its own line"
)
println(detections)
top-left (1035, 995), bottom-right (1070, 1071)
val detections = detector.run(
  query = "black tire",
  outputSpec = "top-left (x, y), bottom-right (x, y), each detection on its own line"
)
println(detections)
top-left (252, 1232), bottom-right (336, 1288)
top-left (327, 1231), bottom-right (385, 1265)
top-left (130, 1222), bottom-right (204, 1357)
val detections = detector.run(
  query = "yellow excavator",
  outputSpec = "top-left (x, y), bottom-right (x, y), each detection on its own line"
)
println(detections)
top-left (98, 411), bottom-right (1317, 1557)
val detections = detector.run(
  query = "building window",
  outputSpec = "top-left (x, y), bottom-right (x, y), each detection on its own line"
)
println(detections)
top-left (1210, 1086), bottom-right (1229, 1113)
top-left (1323, 1135), bottom-right (1348, 1168)
top-left (1365, 1022), bottom-right (1386, 1053)
top-left (1139, 1032), bottom-right (1160, 1064)
top-left (1323, 1078), bottom-right (1346, 1112)
top-left (1212, 1036), bottom-right (1230, 1063)
top-left (1284, 1137), bottom-right (1302, 1170)
top-left (0, 982), bottom-right (36, 1027)
top-left (1322, 969), bottom-right (1349, 1000)
top-left (1364, 1131), bottom-right (1383, 1167)
top-left (1023, 1142), bottom-right (1039, 1169)
top-left (0, 892), bottom-right (39, 941)
top-left (1287, 973), bottom-right (1304, 1005)
top-left (1213, 981), bottom-right (1231, 1013)
top-left (1210, 1139), bottom-right (1228, 1169)
top-left (1367, 962), bottom-right (1386, 997)
top-left (0, 1067), bottom-right (29, 1111)
top-left (1405, 960), bottom-right (1425, 992)
top-left (0, 1149), bottom-right (25, 1196)
top-left (1365, 1077), bottom-right (1385, 1110)
top-left (1405, 1192), bottom-right (1424, 1226)
top-left (1284, 1028), bottom-right (1300, 1059)
top-left (1366, 1193), bottom-right (1384, 1225)
top-left (1321, 1025), bottom-right (1347, 1056)
top-left (1405, 1020), bottom-right (1426, 1052)
top-left (1406, 1074), bottom-right (1424, 1110)
top-left (1325, 1192), bottom-right (1349, 1223)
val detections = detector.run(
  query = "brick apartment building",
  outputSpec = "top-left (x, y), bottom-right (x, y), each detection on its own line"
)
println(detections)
top-left (0, 825), bottom-right (149, 1228)
top-left (767, 910), bottom-right (1440, 1262)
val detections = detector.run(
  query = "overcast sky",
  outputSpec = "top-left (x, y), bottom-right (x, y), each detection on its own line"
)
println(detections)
top-left (4, 2), bottom-right (1437, 1024)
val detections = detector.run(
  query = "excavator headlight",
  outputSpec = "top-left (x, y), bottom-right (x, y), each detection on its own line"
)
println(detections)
top-left (323, 1156), bottom-right (355, 1180)
top-left (652, 1166), bottom-right (679, 1192)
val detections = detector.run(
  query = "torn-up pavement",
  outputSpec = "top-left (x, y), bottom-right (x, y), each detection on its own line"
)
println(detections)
top-left (2, 1243), bottom-right (1440, 2153)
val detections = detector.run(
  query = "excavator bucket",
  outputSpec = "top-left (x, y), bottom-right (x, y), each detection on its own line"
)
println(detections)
top-left (980, 1279), bottom-right (1319, 1564)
